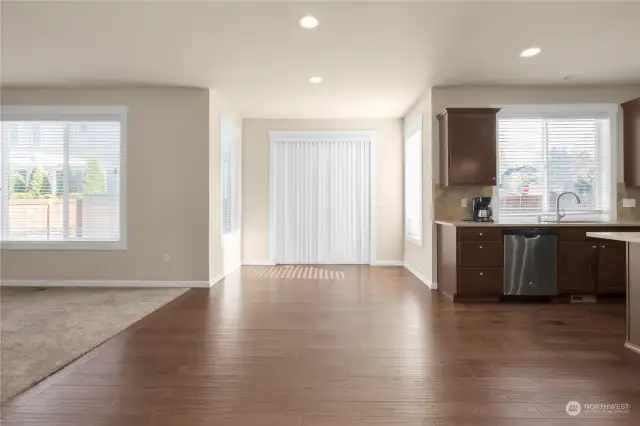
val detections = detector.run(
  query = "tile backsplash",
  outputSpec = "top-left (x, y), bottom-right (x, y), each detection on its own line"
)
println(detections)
top-left (617, 184), bottom-right (640, 221)
top-left (434, 183), bottom-right (640, 221)
top-left (434, 185), bottom-right (492, 221)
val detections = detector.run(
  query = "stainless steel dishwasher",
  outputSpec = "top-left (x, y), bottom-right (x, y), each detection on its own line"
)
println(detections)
top-left (503, 229), bottom-right (558, 296)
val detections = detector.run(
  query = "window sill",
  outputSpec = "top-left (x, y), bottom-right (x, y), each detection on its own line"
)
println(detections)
top-left (0, 241), bottom-right (127, 250)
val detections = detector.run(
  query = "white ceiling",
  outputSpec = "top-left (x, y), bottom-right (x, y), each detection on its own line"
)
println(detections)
top-left (2, 1), bottom-right (640, 118)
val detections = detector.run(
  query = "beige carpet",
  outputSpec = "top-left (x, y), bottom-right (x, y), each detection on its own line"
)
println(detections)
top-left (0, 286), bottom-right (188, 402)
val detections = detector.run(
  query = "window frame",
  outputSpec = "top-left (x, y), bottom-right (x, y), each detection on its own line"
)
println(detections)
top-left (404, 115), bottom-right (423, 246)
top-left (492, 103), bottom-right (618, 222)
top-left (0, 105), bottom-right (128, 250)
top-left (219, 114), bottom-right (239, 244)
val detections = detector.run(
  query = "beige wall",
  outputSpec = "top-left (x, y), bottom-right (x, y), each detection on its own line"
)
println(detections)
top-left (403, 88), bottom-right (434, 286)
top-left (242, 118), bottom-right (404, 263)
top-left (208, 89), bottom-right (243, 282)
top-left (0, 87), bottom-right (211, 282)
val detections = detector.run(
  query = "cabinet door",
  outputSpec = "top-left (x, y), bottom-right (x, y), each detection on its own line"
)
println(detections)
top-left (623, 98), bottom-right (640, 186)
top-left (559, 242), bottom-right (598, 294)
top-left (597, 241), bottom-right (627, 294)
top-left (447, 112), bottom-right (497, 186)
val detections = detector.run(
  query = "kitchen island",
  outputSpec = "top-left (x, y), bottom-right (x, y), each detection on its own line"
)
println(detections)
top-left (587, 232), bottom-right (640, 356)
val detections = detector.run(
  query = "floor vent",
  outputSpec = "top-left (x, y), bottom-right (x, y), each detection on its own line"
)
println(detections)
top-left (570, 295), bottom-right (597, 303)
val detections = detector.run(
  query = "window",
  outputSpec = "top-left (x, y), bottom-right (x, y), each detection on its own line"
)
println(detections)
top-left (404, 116), bottom-right (422, 245)
top-left (495, 105), bottom-right (616, 222)
top-left (1, 106), bottom-right (127, 249)
top-left (220, 115), bottom-right (239, 239)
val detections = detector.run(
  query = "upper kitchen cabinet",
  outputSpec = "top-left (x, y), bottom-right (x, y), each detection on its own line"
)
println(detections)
top-left (623, 98), bottom-right (640, 186)
top-left (437, 108), bottom-right (500, 186)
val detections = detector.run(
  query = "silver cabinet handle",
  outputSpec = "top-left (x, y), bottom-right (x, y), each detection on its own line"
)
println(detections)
top-left (479, 245), bottom-right (483, 249)
top-left (479, 272), bottom-right (484, 276)
top-left (592, 245), bottom-right (597, 248)
top-left (601, 245), bottom-right (606, 248)
top-left (479, 232), bottom-right (483, 236)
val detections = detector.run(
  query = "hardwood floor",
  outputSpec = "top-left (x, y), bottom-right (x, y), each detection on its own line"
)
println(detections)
top-left (2, 266), bottom-right (639, 425)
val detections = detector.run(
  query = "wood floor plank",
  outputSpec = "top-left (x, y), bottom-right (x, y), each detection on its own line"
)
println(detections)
top-left (2, 266), bottom-right (639, 425)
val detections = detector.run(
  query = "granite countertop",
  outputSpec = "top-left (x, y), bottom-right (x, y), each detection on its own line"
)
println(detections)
top-left (435, 220), bottom-right (640, 228)
top-left (586, 232), bottom-right (640, 243)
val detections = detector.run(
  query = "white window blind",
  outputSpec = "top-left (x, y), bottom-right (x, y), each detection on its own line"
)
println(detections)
top-left (0, 106), bottom-right (126, 249)
top-left (404, 119), bottom-right (422, 245)
top-left (496, 105), bottom-right (615, 220)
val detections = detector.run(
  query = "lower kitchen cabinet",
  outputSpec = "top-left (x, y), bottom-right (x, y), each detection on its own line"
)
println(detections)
top-left (437, 224), bottom-right (634, 302)
top-left (558, 242), bottom-right (598, 294)
top-left (597, 240), bottom-right (627, 294)
top-left (458, 268), bottom-right (502, 296)
top-left (558, 237), bottom-right (628, 295)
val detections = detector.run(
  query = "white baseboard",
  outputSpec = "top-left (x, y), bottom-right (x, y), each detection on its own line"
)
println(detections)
top-left (224, 262), bottom-right (242, 275)
top-left (403, 263), bottom-right (437, 290)
top-left (242, 260), bottom-right (276, 266)
top-left (0, 280), bottom-right (211, 288)
top-left (370, 260), bottom-right (404, 266)
top-left (209, 275), bottom-right (225, 287)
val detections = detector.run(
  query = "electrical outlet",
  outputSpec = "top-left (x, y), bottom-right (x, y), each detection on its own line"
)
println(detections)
top-left (622, 198), bottom-right (636, 208)
top-left (163, 254), bottom-right (171, 263)
top-left (461, 198), bottom-right (468, 208)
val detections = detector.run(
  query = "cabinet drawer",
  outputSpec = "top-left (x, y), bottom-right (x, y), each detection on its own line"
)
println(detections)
top-left (459, 242), bottom-right (503, 267)
top-left (458, 227), bottom-right (502, 242)
top-left (458, 268), bottom-right (503, 296)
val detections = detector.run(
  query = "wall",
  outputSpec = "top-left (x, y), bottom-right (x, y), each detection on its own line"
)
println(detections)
top-left (403, 88), bottom-right (435, 286)
top-left (432, 85), bottom-right (640, 222)
top-left (208, 89), bottom-right (243, 283)
top-left (242, 118), bottom-right (404, 264)
top-left (0, 87), bottom-right (211, 282)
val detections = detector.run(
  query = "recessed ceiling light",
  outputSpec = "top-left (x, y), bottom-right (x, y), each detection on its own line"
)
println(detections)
top-left (309, 76), bottom-right (323, 84)
top-left (520, 47), bottom-right (541, 58)
top-left (299, 16), bottom-right (319, 29)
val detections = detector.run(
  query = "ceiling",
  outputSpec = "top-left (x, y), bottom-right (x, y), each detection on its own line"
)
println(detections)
top-left (2, 1), bottom-right (640, 118)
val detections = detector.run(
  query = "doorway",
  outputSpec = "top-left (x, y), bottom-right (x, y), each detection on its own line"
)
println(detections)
top-left (269, 131), bottom-right (375, 264)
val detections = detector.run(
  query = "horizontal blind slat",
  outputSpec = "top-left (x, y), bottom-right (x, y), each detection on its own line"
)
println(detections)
top-left (497, 117), bottom-right (609, 216)
top-left (1, 119), bottom-right (122, 243)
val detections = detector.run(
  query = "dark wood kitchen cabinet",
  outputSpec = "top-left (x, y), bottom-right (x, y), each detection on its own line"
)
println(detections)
top-left (437, 225), bottom-right (504, 301)
top-left (558, 242), bottom-right (598, 294)
top-left (597, 240), bottom-right (627, 294)
top-left (437, 224), bottom-right (635, 301)
top-left (437, 108), bottom-right (500, 186)
top-left (623, 98), bottom-right (640, 185)
top-left (558, 230), bottom-right (628, 295)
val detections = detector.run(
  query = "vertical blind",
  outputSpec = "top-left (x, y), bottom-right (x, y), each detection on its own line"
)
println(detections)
top-left (272, 137), bottom-right (371, 264)
top-left (1, 108), bottom-right (125, 244)
top-left (497, 108), bottom-right (612, 218)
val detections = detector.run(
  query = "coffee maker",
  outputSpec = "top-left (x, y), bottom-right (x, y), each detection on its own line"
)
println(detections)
top-left (472, 196), bottom-right (493, 222)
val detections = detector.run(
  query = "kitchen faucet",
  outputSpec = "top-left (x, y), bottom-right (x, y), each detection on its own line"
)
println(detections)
top-left (555, 191), bottom-right (582, 221)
